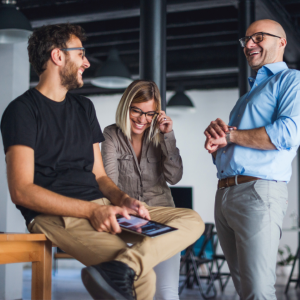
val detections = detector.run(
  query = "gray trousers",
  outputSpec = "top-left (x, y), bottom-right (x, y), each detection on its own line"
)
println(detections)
top-left (215, 180), bottom-right (288, 300)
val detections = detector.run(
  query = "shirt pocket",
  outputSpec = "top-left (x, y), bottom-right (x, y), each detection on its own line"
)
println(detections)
top-left (146, 156), bottom-right (162, 176)
top-left (117, 153), bottom-right (134, 175)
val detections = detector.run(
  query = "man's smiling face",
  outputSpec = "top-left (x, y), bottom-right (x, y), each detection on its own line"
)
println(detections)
top-left (60, 35), bottom-right (90, 90)
top-left (243, 20), bottom-right (286, 72)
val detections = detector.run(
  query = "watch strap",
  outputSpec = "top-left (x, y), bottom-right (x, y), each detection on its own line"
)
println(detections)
top-left (225, 132), bottom-right (232, 144)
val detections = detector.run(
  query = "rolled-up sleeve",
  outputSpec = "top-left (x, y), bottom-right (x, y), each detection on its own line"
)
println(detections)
top-left (265, 89), bottom-right (300, 150)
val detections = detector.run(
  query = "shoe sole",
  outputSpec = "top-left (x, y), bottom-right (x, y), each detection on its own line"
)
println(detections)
top-left (81, 267), bottom-right (128, 300)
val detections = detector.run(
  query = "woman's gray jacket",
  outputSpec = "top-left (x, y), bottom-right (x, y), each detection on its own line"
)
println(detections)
top-left (101, 124), bottom-right (183, 207)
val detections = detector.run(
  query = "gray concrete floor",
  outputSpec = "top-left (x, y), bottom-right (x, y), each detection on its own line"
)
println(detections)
top-left (22, 268), bottom-right (300, 300)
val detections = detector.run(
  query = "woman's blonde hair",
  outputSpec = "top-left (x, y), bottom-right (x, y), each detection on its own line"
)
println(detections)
top-left (116, 80), bottom-right (161, 146)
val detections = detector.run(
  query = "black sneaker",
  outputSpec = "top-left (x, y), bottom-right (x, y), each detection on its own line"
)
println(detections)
top-left (81, 261), bottom-right (136, 300)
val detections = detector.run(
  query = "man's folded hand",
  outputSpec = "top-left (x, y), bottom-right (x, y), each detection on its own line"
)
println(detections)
top-left (204, 118), bottom-right (236, 139)
top-left (205, 136), bottom-right (227, 153)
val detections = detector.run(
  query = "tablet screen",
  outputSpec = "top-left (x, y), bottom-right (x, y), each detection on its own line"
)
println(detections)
top-left (117, 215), bottom-right (177, 237)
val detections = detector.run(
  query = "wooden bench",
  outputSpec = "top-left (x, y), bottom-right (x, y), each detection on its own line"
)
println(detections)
top-left (0, 233), bottom-right (52, 300)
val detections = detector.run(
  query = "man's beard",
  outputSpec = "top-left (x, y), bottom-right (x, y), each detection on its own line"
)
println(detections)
top-left (60, 58), bottom-right (83, 91)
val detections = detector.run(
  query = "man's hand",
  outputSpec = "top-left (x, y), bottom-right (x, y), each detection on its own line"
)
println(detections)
top-left (120, 196), bottom-right (151, 220)
top-left (89, 204), bottom-right (131, 234)
top-left (204, 118), bottom-right (236, 139)
top-left (205, 136), bottom-right (227, 153)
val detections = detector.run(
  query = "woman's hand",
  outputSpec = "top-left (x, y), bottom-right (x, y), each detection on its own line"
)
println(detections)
top-left (157, 111), bottom-right (173, 133)
top-left (121, 196), bottom-right (151, 220)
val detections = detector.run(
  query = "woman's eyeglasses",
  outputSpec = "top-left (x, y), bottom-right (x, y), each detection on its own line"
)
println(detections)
top-left (130, 106), bottom-right (158, 121)
top-left (239, 32), bottom-right (281, 48)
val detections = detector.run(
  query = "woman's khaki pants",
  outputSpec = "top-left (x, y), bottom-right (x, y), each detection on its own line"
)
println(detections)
top-left (28, 199), bottom-right (204, 300)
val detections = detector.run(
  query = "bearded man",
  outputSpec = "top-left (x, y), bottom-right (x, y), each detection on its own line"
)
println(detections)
top-left (204, 19), bottom-right (300, 300)
top-left (0, 24), bottom-right (204, 300)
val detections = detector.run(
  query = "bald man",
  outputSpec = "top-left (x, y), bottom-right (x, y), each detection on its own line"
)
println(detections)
top-left (204, 19), bottom-right (300, 299)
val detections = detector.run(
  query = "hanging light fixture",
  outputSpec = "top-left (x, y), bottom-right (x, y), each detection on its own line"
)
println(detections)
top-left (91, 48), bottom-right (133, 89)
top-left (0, 0), bottom-right (32, 44)
top-left (167, 85), bottom-right (195, 113)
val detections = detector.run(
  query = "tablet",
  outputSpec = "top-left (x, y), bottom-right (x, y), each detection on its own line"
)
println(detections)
top-left (117, 215), bottom-right (178, 238)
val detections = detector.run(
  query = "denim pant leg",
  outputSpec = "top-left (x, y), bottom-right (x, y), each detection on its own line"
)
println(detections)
top-left (215, 180), bottom-right (288, 300)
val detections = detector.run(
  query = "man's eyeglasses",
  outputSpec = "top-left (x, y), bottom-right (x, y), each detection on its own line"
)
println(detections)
top-left (239, 32), bottom-right (281, 48)
top-left (130, 106), bottom-right (158, 121)
top-left (59, 47), bottom-right (86, 59)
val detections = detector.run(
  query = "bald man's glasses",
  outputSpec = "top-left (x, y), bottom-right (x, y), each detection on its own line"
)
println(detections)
top-left (239, 32), bottom-right (281, 48)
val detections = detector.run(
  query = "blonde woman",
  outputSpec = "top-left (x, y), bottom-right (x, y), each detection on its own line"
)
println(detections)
top-left (101, 80), bottom-right (183, 300)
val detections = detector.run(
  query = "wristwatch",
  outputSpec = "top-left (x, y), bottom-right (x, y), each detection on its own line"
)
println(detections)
top-left (225, 131), bottom-right (232, 145)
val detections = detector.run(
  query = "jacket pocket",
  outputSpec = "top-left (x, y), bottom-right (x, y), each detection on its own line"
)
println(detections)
top-left (146, 156), bottom-right (162, 176)
top-left (147, 156), bottom-right (161, 163)
top-left (117, 153), bottom-right (134, 175)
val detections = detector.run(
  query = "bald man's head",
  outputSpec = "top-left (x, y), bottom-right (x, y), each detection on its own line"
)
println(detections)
top-left (243, 19), bottom-right (287, 71)
top-left (246, 19), bottom-right (286, 39)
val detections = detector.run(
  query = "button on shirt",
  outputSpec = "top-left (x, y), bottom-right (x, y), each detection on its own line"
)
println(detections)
top-left (215, 62), bottom-right (300, 182)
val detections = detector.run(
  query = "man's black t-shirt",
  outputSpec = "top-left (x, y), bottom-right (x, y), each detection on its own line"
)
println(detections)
top-left (1, 88), bottom-right (105, 225)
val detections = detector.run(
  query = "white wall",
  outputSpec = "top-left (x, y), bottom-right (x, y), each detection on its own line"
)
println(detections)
top-left (89, 88), bottom-right (299, 264)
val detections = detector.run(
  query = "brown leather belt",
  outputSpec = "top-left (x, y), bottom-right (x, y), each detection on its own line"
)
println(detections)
top-left (218, 175), bottom-right (260, 189)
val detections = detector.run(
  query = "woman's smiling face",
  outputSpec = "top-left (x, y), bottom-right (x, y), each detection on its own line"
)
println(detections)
top-left (129, 99), bottom-right (156, 136)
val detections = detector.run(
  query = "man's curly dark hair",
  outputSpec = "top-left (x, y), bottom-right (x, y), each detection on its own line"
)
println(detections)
top-left (28, 23), bottom-right (87, 76)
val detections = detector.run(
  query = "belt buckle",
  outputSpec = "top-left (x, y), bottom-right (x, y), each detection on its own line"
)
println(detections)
top-left (234, 175), bottom-right (239, 186)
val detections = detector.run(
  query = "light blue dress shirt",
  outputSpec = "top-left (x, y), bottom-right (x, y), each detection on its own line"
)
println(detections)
top-left (215, 62), bottom-right (300, 182)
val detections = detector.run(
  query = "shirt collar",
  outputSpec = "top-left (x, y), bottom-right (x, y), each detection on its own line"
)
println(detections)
top-left (263, 61), bottom-right (288, 74)
top-left (248, 62), bottom-right (288, 87)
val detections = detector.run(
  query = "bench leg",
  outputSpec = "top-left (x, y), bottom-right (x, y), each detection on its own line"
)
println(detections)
top-left (31, 240), bottom-right (52, 300)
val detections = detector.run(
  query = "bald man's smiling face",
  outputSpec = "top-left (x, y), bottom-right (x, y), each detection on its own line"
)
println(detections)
top-left (243, 20), bottom-right (286, 71)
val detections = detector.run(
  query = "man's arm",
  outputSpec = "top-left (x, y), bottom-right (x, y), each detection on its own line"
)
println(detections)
top-left (6, 145), bottom-right (131, 234)
top-left (92, 142), bottom-right (128, 206)
top-left (205, 127), bottom-right (276, 153)
top-left (230, 127), bottom-right (276, 150)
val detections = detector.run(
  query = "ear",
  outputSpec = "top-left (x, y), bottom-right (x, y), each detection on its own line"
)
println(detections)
top-left (50, 48), bottom-right (64, 66)
top-left (279, 38), bottom-right (287, 50)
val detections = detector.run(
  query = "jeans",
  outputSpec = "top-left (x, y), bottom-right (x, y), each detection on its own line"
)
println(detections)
top-left (215, 180), bottom-right (288, 300)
